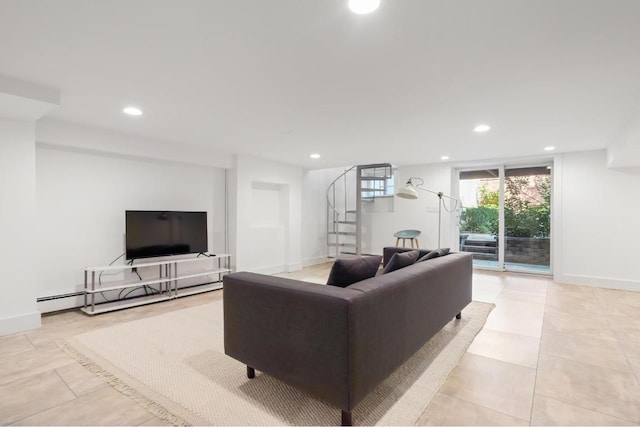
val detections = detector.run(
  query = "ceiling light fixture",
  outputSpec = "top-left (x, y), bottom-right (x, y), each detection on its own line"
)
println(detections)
top-left (544, 146), bottom-right (555, 151)
top-left (348, 0), bottom-right (380, 14)
top-left (123, 106), bottom-right (143, 116)
top-left (473, 124), bottom-right (491, 133)
top-left (441, 155), bottom-right (450, 161)
top-left (310, 153), bottom-right (321, 159)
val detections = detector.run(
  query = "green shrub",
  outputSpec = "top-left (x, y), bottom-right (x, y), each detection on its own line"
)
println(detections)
top-left (460, 207), bottom-right (499, 235)
top-left (461, 205), bottom-right (550, 238)
top-left (461, 175), bottom-right (550, 238)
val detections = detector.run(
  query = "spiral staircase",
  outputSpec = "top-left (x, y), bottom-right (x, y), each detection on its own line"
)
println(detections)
top-left (326, 163), bottom-right (394, 258)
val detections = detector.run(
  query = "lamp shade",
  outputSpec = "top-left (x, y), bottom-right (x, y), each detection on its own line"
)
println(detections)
top-left (396, 181), bottom-right (419, 199)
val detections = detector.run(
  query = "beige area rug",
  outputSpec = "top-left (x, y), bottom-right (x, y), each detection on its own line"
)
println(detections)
top-left (62, 300), bottom-right (494, 426)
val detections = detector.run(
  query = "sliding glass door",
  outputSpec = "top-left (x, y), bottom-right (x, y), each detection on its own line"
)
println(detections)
top-left (457, 164), bottom-right (551, 274)
top-left (504, 166), bottom-right (551, 273)
top-left (458, 169), bottom-right (500, 269)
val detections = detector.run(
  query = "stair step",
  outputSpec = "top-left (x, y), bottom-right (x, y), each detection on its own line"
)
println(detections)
top-left (328, 231), bottom-right (357, 236)
top-left (345, 210), bottom-right (357, 214)
top-left (360, 188), bottom-right (385, 192)
top-left (328, 243), bottom-right (357, 247)
top-left (461, 245), bottom-right (497, 254)
top-left (335, 220), bottom-right (356, 224)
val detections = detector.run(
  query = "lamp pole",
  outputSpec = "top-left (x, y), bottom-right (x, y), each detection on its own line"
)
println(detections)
top-left (437, 192), bottom-right (443, 248)
top-left (396, 178), bottom-right (458, 249)
top-left (414, 186), bottom-right (447, 248)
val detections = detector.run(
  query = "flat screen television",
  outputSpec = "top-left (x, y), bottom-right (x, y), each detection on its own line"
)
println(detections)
top-left (125, 210), bottom-right (208, 260)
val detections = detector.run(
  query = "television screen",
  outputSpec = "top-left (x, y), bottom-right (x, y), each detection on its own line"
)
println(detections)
top-left (125, 211), bottom-right (208, 260)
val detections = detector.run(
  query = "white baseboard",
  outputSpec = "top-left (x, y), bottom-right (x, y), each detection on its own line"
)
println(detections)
top-left (555, 273), bottom-right (640, 292)
top-left (0, 311), bottom-right (41, 336)
top-left (302, 257), bottom-right (332, 267)
top-left (37, 295), bottom-right (84, 313)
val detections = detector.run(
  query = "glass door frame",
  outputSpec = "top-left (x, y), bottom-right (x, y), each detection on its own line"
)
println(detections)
top-left (454, 160), bottom-right (553, 275)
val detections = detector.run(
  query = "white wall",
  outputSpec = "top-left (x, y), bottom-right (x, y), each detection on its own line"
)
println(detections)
top-left (37, 118), bottom-right (233, 169)
top-left (365, 164), bottom-right (455, 254)
top-left (35, 145), bottom-right (227, 311)
top-left (26, 139), bottom-right (640, 317)
top-left (608, 104), bottom-right (640, 170)
top-left (0, 119), bottom-right (41, 334)
top-left (367, 153), bottom-right (640, 291)
top-left (233, 155), bottom-right (302, 273)
top-left (555, 149), bottom-right (640, 290)
top-left (300, 164), bottom-right (455, 260)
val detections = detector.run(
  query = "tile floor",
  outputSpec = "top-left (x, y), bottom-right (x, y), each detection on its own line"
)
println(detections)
top-left (1, 264), bottom-right (640, 425)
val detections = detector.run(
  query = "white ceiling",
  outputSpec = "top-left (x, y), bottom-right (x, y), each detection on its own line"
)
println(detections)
top-left (1, 0), bottom-right (640, 169)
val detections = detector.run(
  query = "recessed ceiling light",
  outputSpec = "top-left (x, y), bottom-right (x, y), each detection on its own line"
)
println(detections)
top-left (544, 146), bottom-right (555, 151)
top-left (310, 153), bottom-right (321, 159)
top-left (473, 124), bottom-right (491, 133)
top-left (348, 0), bottom-right (380, 14)
top-left (123, 106), bottom-right (143, 116)
top-left (441, 155), bottom-right (450, 161)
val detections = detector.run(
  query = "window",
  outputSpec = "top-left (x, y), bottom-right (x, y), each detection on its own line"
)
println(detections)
top-left (360, 165), bottom-right (395, 199)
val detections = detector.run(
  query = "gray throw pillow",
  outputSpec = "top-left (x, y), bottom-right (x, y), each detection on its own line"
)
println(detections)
top-left (327, 255), bottom-right (382, 287)
top-left (382, 250), bottom-right (420, 274)
top-left (417, 247), bottom-right (451, 262)
top-left (417, 249), bottom-right (440, 262)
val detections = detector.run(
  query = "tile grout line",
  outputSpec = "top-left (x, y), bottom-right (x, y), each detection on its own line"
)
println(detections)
top-left (536, 284), bottom-right (640, 425)
top-left (53, 366), bottom-right (80, 399)
top-left (537, 347), bottom-right (636, 375)
top-left (533, 390), bottom-right (638, 425)
top-left (0, 338), bottom-right (37, 361)
top-left (8, 271), bottom-right (627, 426)
top-left (0, 291), bottom-right (226, 426)
top-left (591, 288), bottom-right (640, 424)
top-left (470, 278), bottom-right (541, 424)
top-left (528, 282), bottom-right (550, 426)
top-left (481, 325), bottom-right (541, 341)
top-left (436, 389), bottom-right (530, 424)
top-left (22, 332), bottom-right (37, 349)
top-left (6, 369), bottom-right (78, 426)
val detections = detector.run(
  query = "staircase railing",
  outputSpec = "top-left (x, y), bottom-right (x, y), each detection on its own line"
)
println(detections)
top-left (326, 166), bottom-right (356, 258)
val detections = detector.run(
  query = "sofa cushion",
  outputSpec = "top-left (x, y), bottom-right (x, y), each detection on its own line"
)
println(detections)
top-left (382, 250), bottom-right (420, 274)
top-left (383, 247), bottom-right (431, 267)
top-left (417, 247), bottom-right (451, 263)
top-left (417, 250), bottom-right (439, 262)
top-left (437, 247), bottom-right (450, 256)
top-left (326, 255), bottom-right (382, 287)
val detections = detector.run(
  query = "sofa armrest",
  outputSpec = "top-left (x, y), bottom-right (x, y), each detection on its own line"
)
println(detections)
top-left (223, 272), bottom-right (361, 411)
top-left (347, 252), bottom-right (473, 406)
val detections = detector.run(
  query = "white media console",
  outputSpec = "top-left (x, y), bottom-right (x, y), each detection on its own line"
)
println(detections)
top-left (81, 254), bottom-right (231, 315)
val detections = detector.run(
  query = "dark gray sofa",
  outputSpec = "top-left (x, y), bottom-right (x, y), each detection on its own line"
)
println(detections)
top-left (223, 248), bottom-right (473, 425)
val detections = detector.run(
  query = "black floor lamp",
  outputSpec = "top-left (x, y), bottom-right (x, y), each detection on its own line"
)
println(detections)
top-left (395, 177), bottom-right (459, 248)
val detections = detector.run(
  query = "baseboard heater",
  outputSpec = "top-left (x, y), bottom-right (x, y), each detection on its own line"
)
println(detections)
top-left (37, 291), bottom-right (84, 302)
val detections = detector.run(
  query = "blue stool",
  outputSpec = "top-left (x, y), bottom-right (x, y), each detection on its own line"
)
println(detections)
top-left (394, 229), bottom-right (421, 249)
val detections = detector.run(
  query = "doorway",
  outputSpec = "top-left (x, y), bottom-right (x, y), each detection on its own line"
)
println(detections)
top-left (457, 164), bottom-right (551, 274)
